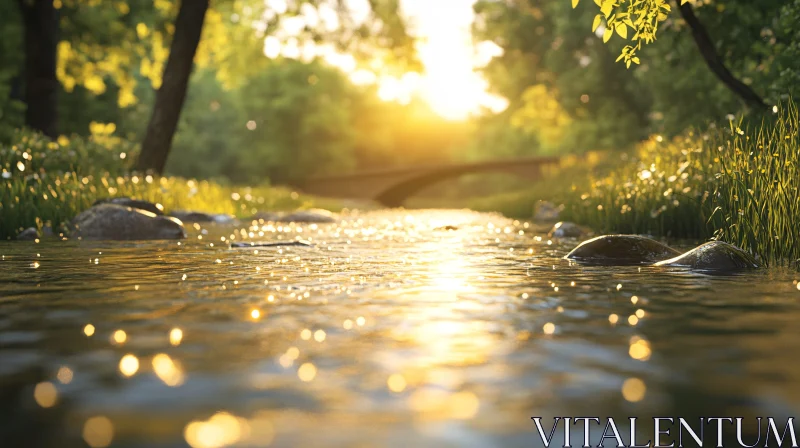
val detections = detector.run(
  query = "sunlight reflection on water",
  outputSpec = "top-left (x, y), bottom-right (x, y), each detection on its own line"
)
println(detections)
top-left (0, 209), bottom-right (799, 447)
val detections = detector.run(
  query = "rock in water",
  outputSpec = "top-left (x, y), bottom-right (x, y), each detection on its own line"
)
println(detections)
top-left (170, 210), bottom-right (236, 224)
top-left (548, 221), bottom-right (585, 238)
top-left (71, 204), bottom-right (186, 241)
top-left (279, 209), bottom-right (337, 223)
top-left (654, 241), bottom-right (759, 272)
top-left (16, 227), bottom-right (39, 241)
top-left (434, 225), bottom-right (459, 231)
top-left (565, 235), bottom-right (681, 265)
top-left (93, 197), bottom-right (164, 216)
top-left (230, 240), bottom-right (312, 248)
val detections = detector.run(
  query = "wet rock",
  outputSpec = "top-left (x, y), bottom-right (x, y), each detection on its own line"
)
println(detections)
top-left (278, 209), bottom-right (337, 223)
top-left (16, 227), bottom-right (39, 241)
top-left (565, 235), bottom-right (681, 265)
top-left (170, 210), bottom-right (236, 224)
top-left (230, 240), bottom-right (312, 248)
top-left (70, 204), bottom-right (186, 241)
top-left (248, 212), bottom-right (280, 222)
top-left (533, 201), bottom-right (563, 222)
top-left (548, 221), bottom-right (586, 238)
top-left (93, 197), bottom-right (164, 216)
top-left (434, 225), bottom-right (459, 231)
top-left (654, 241), bottom-right (759, 272)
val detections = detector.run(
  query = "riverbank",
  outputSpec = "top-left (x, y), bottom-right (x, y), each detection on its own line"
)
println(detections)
top-left (0, 129), bottom-right (340, 240)
top-left (476, 102), bottom-right (800, 267)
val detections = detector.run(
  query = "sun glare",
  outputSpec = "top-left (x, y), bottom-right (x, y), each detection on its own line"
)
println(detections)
top-left (262, 0), bottom-right (508, 120)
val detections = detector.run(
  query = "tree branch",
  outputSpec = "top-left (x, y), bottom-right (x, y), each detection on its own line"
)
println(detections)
top-left (675, 0), bottom-right (768, 110)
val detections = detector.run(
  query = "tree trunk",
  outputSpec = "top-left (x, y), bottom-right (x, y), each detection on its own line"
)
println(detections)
top-left (18, 0), bottom-right (59, 138)
top-left (136, 0), bottom-right (209, 174)
top-left (675, 0), bottom-right (768, 110)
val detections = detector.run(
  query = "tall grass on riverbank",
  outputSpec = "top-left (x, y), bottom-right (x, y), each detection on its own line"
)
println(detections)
top-left (0, 129), bottom-right (336, 240)
top-left (562, 102), bottom-right (800, 266)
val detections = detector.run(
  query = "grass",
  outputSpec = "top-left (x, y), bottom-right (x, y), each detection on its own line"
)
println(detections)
top-left (0, 129), bottom-right (338, 240)
top-left (559, 102), bottom-right (800, 267)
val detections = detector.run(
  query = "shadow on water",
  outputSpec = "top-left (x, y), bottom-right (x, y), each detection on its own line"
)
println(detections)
top-left (0, 209), bottom-right (799, 447)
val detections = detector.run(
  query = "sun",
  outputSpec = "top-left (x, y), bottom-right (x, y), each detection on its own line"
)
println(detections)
top-left (261, 0), bottom-right (508, 120)
top-left (396, 0), bottom-right (508, 120)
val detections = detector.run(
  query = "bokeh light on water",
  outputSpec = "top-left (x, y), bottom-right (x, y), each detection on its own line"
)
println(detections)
top-left (1, 209), bottom-right (800, 447)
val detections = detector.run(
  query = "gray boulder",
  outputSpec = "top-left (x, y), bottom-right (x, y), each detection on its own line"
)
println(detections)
top-left (16, 227), bottom-right (39, 241)
top-left (170, 210), bottom-right (236, 224)
top-left (654, 241), bottom-right (758, 272)
top-left (565, 235), bottom-right (681, 265)
top-left (93, 197), bottom-right (164, 215)
top-left (71, 204), bottom-right (186, 240)
top-left (548, 221), bottom-right (586, 238)
top-left (278, 209), bottom-right (337, 223)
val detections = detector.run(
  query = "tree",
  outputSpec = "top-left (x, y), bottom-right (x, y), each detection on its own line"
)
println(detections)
top-left (136, 0), bottom-right (209, 174)
top-left (18, 0), bottom-right (60, 137)
top-left (572, 0), bottom-right (768, 109)
top-left (674, 0), bottom-right (767, 110)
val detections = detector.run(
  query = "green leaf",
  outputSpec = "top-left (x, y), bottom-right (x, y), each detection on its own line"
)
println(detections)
top-left (572, 0), bottom-right (580, 9)
top-left (592, 14), bottom-right (603, 32)
top-left (603, 28), bottom-right (613, 42)
top-left (615, 23), bottom-right (628, 39)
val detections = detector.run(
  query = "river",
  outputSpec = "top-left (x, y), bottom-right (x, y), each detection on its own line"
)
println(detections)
top-left (0, 209), bottom-right (799, 447)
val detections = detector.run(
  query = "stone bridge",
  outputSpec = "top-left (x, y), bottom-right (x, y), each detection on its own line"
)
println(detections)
top-left (295, 156), bottom-right (563, 207)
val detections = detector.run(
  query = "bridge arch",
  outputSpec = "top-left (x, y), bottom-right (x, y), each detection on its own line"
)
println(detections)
top-left (298, 156), bottom-right (563, 207)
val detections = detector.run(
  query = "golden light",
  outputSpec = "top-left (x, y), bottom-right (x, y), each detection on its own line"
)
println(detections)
top-left (170, 328), bottom-right (183, 346)
top-left (298, 363), bottom-right (317, 382)
top-left (542, 323), bottom-right (556, 335)
top-left (313, 330), bottom-right (326, 342)
top-left (622, 378), bottom-right (646, 402)
top-left (152, 354), bottom-right (185, 387)
top-left (250, 309), bottom-right (261, 320)
top-left (119, 354), bottom-right (139, 377)
top-left (84, 324), bottom-right (95, 337)
top-left (387, 373), bottom-right (407, 393)
top-left (34, 382), bottom-right (58, 408)
top-left (82, 416), bottom-right (114, 448)
top-left (57, 366), bottom-right (73, 384)
top-left (608, 314), bottom-right (619, 324)
top-left (629, 337), bottom-right (652, 361)
top-left (112, 330), bottom-right (127, 345)
top-left (184, 412), bottom-right (249, 448)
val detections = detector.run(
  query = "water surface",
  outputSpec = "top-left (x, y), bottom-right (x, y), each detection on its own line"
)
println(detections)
top-left (1, 209), bottom-right (799, 447)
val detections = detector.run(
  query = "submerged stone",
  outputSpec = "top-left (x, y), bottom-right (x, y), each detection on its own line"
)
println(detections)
top-left (434, 225), bottom-right (459, 231)
top-left (565, 235), bottom-right (681, 265)
top-left (278, 209), bottom-right (337, 223)
top-left (654, 241), bottom-right (759, 272)
top-left (548, 221), bottom-right (586, 238)
top-left (230, 240), bottom-right (312, 248)
top-left (93, 197), bottom-right (164, 216)
top-left (170, 210), bottom-right (236, 224)
top-left (16, 227), bottom-right (39, 241)
top-left (71, 204), bottom-right (186, 241)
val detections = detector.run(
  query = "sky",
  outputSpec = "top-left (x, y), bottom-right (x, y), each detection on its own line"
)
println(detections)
top-left (261, 0), bottom-right (508, 120)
